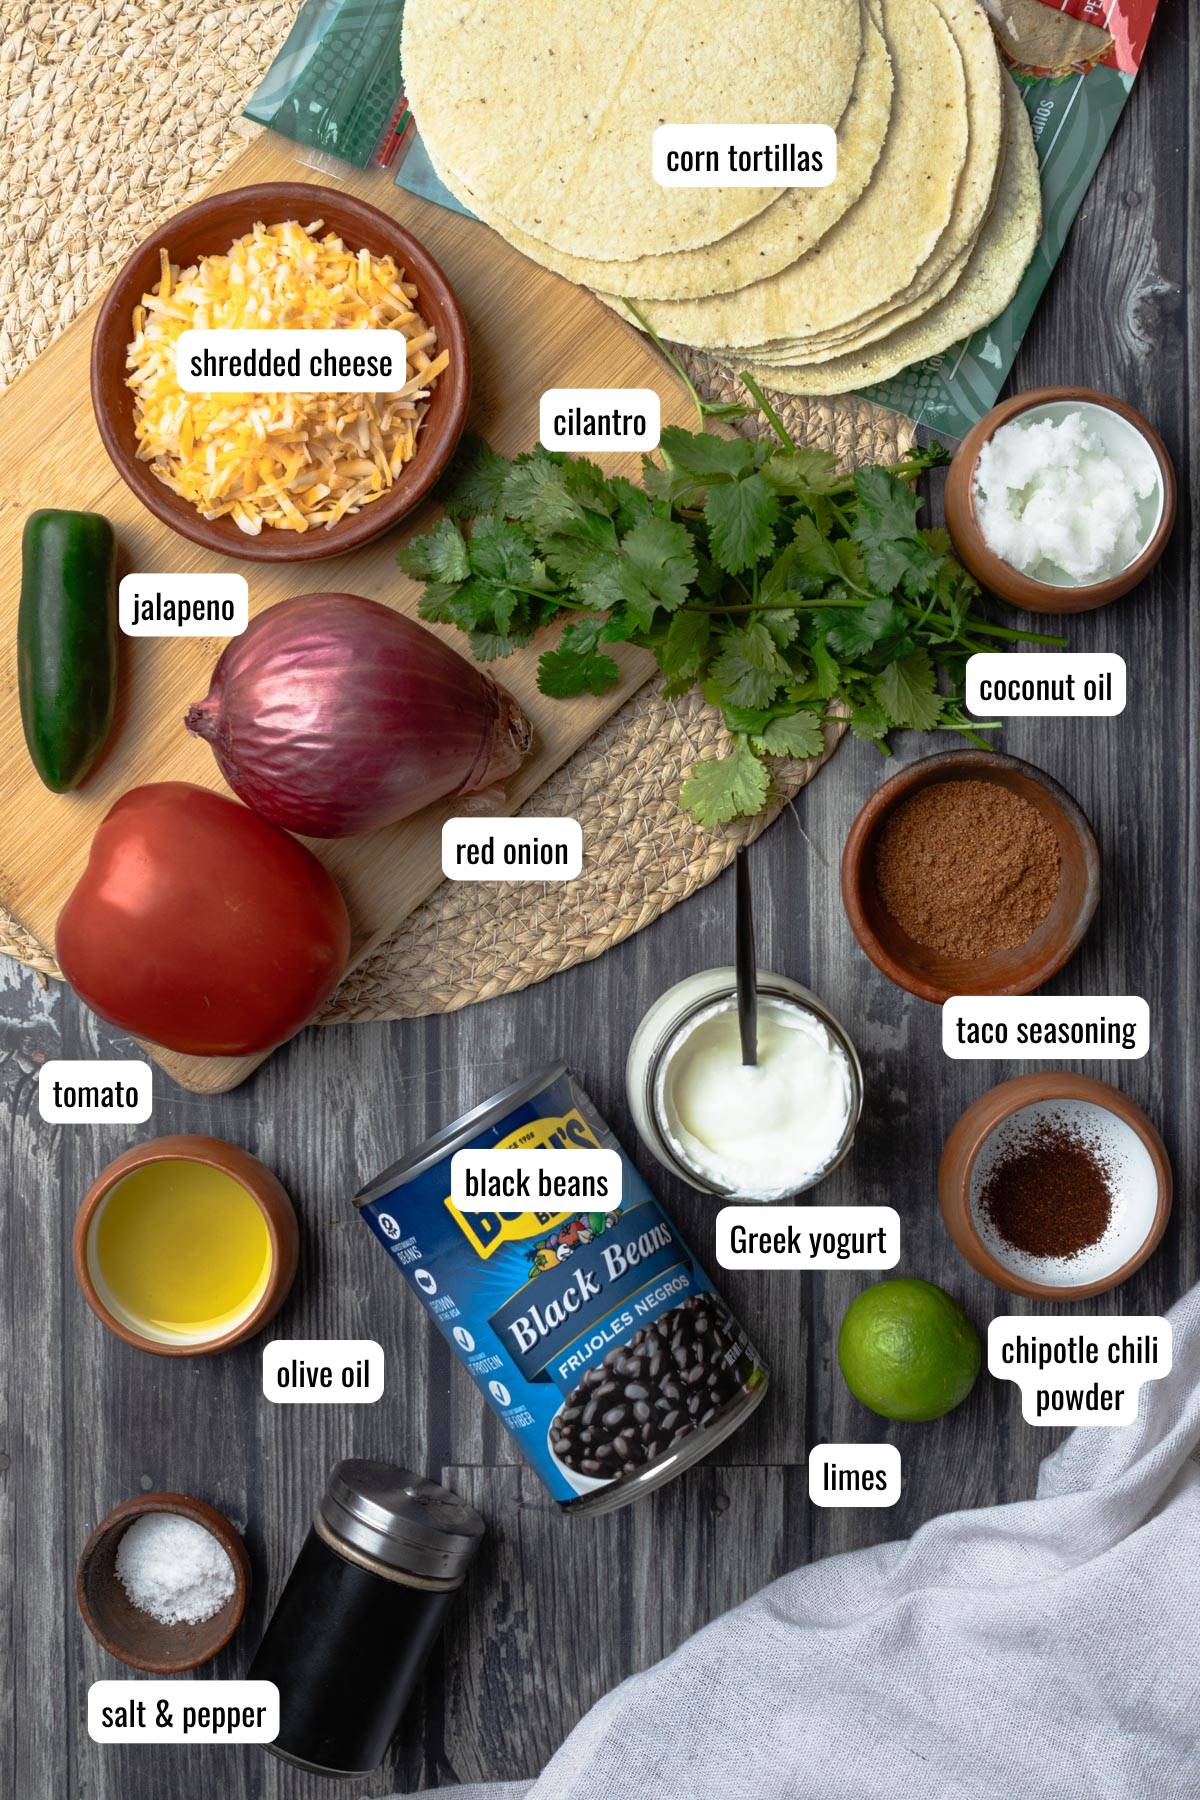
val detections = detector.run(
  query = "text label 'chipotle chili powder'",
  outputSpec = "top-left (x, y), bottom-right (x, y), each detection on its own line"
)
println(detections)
top-left (873, 778), bottom-right (1061, 959)
top-left (978, 1115), bottom-right (1114, 1261)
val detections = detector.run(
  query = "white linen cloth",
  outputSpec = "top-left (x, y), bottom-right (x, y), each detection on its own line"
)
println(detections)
top-left (392, 1284), bottom-right (1198, 1799)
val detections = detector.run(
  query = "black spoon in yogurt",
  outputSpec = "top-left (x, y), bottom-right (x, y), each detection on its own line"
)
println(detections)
top-left (735, 848), bottom-right (758, 1067)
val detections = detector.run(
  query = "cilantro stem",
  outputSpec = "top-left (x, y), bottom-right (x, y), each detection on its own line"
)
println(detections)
top-left (954, 619), bottom-right (1067, 646)
top-left (618, 299), bottom-right (745, 431)
top-left (737, 371), bottom-right (797, 449)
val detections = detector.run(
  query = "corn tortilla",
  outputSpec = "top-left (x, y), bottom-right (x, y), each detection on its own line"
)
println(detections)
top-left (747, 0), bottom-right (1003, 359)
top-left (742, 74), bottom-right (1039, 395)
top-left (600, 0), bottom-right (969, 349)
top-left (401, 0), bottom-right (864, 261)
top-left (422, 12), bottom-right (895, 303)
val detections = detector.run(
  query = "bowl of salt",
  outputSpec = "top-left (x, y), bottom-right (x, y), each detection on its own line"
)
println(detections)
top-left (76, 1491), bottom-right (250, 1672)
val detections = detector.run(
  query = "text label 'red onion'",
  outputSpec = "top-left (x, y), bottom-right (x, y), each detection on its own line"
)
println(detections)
top-left (176, 331), bottom-right (414, 393)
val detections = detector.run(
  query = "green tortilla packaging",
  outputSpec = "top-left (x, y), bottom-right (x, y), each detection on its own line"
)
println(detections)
top-left (864, 0), bottom-right (1161, 437)
top-left (247, 0), bottom-right (1161, 441)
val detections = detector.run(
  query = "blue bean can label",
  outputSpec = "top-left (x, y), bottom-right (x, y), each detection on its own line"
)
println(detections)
top-left (356, 1064), bottom-right (768, 1513)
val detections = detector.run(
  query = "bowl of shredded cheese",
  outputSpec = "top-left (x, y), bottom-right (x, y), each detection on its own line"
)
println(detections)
top-left (90, 183), bottom-right (469, 560)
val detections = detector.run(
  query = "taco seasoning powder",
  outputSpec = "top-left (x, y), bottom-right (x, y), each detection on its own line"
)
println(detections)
top-left (873, 778), bottom-right (1060, 958)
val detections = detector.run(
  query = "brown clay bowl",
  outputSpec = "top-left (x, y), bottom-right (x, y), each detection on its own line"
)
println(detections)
top-left (938, 1073), bottom-right (1172, 1300)
top-left (90, 182), bottom-right (470, 561)
top-left (944, 386), bottom-right (1176, 613)
top-left (73, 1134), bottom-right (299, 1356)
top-left (77, 1492), bottom-right (250, 1672)
top-left (840, 749), bottom-right (1099, 1004)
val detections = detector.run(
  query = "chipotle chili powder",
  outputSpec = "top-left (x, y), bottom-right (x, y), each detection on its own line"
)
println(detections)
top-left (979, 1116), bottom-right (1114, 1260)
top-left (873, 778), bottom-right (1060, 959)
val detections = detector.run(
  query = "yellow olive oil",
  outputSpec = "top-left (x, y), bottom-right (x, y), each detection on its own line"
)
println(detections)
top-left (91, 1160), bottom-right (272, 1342)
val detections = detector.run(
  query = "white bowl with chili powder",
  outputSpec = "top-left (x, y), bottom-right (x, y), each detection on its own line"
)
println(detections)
top-left (938, 1074), bottom-right (1172, 1301)
top-left (841, 749), bottom-right (1100, 1004)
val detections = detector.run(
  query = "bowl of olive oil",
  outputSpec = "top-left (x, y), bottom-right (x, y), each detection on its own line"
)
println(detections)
top-left (73, 1135), bottom-right (298, 1356)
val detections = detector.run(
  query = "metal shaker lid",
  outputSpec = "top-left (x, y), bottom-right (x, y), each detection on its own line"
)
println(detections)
top-left (319, 1461), bottom-right (485, 1583)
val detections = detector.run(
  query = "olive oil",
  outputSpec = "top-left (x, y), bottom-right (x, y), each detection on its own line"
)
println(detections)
top-left (91, 1160), bottom-right (272, 1342)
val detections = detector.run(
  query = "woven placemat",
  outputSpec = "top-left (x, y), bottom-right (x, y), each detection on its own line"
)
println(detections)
top-left (1, 3), bottom-right (914, 1021)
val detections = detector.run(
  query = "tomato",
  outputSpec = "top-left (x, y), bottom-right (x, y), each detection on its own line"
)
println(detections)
top-left (56, 783), bottom-right (352, 1057)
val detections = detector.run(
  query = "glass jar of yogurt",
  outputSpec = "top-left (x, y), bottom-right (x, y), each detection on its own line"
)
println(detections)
top-left (626, 969), bottom-right (863, 1202)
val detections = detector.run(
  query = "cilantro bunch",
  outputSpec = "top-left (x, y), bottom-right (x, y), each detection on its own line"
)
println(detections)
top-left (398, 414), bottom-right (1062, 826)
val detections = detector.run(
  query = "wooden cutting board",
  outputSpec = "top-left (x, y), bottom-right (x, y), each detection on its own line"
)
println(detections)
top-left (0, 133), bottom-right (695, 1094)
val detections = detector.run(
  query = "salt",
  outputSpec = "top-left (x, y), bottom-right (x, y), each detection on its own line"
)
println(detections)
top-left (115, 1512), bottom-right (236, 1626)
top-left (973, 407), bottom-right (1160, 585)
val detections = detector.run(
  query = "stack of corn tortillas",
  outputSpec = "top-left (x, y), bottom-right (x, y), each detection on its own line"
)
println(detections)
top-left (402, 0), bottom-right (1041, 396)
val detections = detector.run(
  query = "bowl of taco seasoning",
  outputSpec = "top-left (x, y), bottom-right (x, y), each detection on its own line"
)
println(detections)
top-left (944, 386), bottom-right (1176, 613)
top-left (841, 749), bottom-right (1100, 1004)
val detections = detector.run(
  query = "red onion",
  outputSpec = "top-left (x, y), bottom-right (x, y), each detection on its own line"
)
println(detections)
top-left (185, 593), bottom-right (531, 838)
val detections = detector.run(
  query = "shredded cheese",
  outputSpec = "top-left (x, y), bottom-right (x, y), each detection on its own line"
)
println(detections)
top-left (125, 220), bottom-right (449, 534)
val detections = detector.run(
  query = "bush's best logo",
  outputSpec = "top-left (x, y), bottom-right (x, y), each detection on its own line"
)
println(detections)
top-left (444, 1110), bottom-right (599, 1258)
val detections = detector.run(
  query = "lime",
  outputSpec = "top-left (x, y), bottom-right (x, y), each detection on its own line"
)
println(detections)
top-left (837, 1278), bottom-right (981, 1422)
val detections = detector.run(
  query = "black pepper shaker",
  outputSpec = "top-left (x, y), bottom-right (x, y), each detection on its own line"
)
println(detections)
top-left (249, 1460), bottom-right (485, 1777)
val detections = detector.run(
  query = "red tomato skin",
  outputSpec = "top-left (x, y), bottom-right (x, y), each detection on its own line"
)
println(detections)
top-left (55, 782), bottom-right (352, 1056)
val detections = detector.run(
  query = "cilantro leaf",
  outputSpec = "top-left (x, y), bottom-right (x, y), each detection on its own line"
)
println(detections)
top-left (440, 436), bottom-right (511, 518)
top-left (469, 630), bottom-right (522, 661)
top-left (659, 427), bottom-right (755, 480)
top-left (872, 649), bottom-right (944, 731)
top-left (538, 641), bottom-right (621, 697)
top-left (658, 611), bottom-right (711, 690)
top-left (680, 740), bottom-right (770, 826)
top-left (807, 638), bottom-right (841, 699)
top-left (397, 517), bottom-right (471, 583)
top-left (756, 711), bottom-right (825, 758)
top-left (851, 468), bottom-right (926, 594)
top-left (760, 446), bottom-right (842, 495)
top-left (467, 515), bottom-right (539, 586)
top-left (617, 517), bottom-right (697, 615)
top-left (709, 622), bottom-right (786, 708)
top-left (705, 474), bottom-right (780, 574)
top-left (823, 596), bottom-right (898, 658)
top-left (848, 695), bottom-right (892, 745)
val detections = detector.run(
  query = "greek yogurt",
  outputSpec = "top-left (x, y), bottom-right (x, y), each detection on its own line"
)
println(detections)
top-left (627, 971), bottom-right (862, 1201)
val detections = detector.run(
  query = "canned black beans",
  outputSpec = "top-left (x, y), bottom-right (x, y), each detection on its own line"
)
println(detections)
top-left (550, 1294), bottom-right (757, 1478)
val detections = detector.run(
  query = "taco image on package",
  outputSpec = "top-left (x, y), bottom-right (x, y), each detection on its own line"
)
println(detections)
top-left (982, 0), bottom-right (1114, 78)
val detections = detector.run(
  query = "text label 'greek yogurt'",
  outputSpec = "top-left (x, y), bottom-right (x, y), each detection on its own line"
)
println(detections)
top-left (988, 1317), bottom-right (1172, 1425)
top-left (262, 1339), bottom-right (385, 1405)
top-left (442, 818), bottom-right (583, 882)
top-left (966, 653), bottom-right (1126, 717)
top-left (38, 1060), bottom-right (153, 1124)
top-left (119, 572), bottom-right (248, 638)
top-left (88, 1680), bottom-right (280, 1743)
top-left (808, 1443), bottom-right (902, 1508)
top-left (450, 1148), bottom-right (623, 1213)
top-left (539, 388), bottom-right (661, 452)
top-left (653, 125), bottom-right (836, 187)
top-left (715, 1206), bottom-right (900, 1271)
top-left (942, 997), bottom-right (1150, 1061)
top-left (176, 330), bottom-right (411, 393)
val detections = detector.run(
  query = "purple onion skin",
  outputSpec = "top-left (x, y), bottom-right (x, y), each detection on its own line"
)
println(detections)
top-left (185, 594), bottom-right (531, 838)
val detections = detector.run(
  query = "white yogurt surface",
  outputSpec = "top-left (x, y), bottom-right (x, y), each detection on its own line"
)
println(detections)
top-left (973, 402), bottom-right (1162, 587)
top-left (658, 995), bottom-right (854, 1199)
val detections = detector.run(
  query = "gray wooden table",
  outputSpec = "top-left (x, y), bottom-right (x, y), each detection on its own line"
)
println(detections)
top-left (3, 24), bottom-right (1194, 1796)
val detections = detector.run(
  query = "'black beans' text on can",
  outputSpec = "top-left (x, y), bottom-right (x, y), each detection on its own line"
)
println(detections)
top-left (356, 1064), bottom-right (769, 1514)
